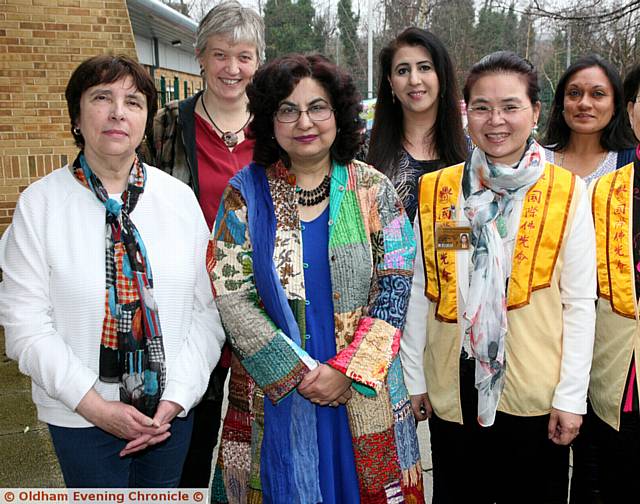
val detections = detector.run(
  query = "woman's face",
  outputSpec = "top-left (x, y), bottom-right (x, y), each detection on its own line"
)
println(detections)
top-left (562, 66), bottom-right (615, 136)
top-left (198, 34), bottom-right (259, 102)
top-left (627, 85), bottom-right (640, 140)
top-left (273, 77), bottom-right (337, 169)
top-left (76, 76), bottom-right (148, 163)
top-left (466, 72), bottom-right (540, 165)
top-left (388, 44), bottom-right (440, 117)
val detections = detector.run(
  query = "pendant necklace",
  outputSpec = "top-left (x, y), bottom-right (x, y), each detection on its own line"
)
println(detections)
top-left (200, 94), bottom-right (251, 148)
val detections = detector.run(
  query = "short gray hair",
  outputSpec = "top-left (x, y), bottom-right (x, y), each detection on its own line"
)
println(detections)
top-left (196, 1), bottom-right (265, 62)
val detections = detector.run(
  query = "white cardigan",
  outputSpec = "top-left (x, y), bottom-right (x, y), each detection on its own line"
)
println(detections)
top-left (0, 164), bottom-right (225, 427)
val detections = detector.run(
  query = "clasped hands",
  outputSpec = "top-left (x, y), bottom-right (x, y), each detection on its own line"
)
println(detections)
top-left (297, 363), bottom-right (353, 407)
top-left (76, 388), bottom-right (183, 458)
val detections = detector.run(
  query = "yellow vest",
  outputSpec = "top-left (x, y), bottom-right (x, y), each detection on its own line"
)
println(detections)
top-left (417, 162), bottom-right (579, 422)
top-left (590, 162), bottom-right (640, 430)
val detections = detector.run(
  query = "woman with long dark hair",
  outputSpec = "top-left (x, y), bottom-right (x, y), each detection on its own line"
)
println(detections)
top-left (543, 55), bottom-right (636, 504)
top-left (543, 55), bottom-right (635, 184)
top-left (366, 27), bottom-right (467, 221)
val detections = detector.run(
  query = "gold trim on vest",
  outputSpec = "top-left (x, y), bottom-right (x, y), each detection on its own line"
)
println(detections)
top-left (592, 162), bottom-right (636, 319)
top-left (418, 164), bottom-right (463, 322)
top-left (508, 164), bottom-right (575, 309)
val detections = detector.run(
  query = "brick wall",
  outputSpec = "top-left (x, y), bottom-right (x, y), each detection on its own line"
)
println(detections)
top-left (0, 0), bottom-right (138, 235)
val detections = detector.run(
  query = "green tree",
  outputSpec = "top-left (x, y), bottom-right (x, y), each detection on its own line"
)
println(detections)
top-left (504, 3), bottom-right (518, 56)
top-left (473, 1), bottom-right (510, 56)
top-left (516, 5), bottom-right (536, 60)
top-left (264, 0), bottom-right (320, 60)
top-left (337, 0), bottom-right (361, 70)
top-left (429, 0), bottom-right (476, 91)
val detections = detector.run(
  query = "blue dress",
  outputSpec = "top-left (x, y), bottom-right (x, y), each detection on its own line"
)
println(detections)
top-left (301, 206), bottom-right (360, 503)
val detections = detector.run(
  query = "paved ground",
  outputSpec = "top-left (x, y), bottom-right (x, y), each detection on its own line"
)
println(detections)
top-left (0, 329), bottom-right (64, 487)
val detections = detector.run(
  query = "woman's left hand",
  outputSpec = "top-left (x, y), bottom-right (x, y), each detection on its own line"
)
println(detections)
top-left (119, 400), bottom-right (184, 457)
top-left (547, 408), bottom-right (582, 445)
top-left (297, 364), bottom-right (352, 406)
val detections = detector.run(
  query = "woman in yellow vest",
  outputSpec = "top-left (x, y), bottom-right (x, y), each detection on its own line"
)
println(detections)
top-left (401, 51), bottom-right (597, 504)
top-left (581, 66), bottom-right (640, 504)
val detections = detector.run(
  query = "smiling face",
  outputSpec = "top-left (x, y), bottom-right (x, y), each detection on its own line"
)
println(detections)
top-left (467, 72), bottom-right (540, 165)
top-left (563, 66), bottom-right (615, 136)
top-left (76, 76), bottom-right (148, 165)
top-left (198, 34), bottom-right (259, 102)
top-left (388, 44), bottom-right (440, 117)
top-left (273, 77), bottom-right (337, 169)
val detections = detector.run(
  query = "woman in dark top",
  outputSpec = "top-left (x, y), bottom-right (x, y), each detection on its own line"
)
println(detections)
top-left (366, 27), bottom-right (467, 221)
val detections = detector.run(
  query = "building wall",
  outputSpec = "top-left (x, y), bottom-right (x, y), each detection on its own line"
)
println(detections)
top-left (0, 0), bottom-right (138, 234)
top-left (134, 33), bottom-right (200, 76)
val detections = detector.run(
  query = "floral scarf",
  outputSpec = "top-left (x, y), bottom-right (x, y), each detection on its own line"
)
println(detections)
top-left (72, 153), bottom-right (166, 417)
top-left (461, 140), bottom-right (543, 426)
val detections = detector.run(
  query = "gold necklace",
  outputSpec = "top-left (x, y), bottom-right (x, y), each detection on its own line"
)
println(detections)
top-left (200, 95), bottom-right (251, 148)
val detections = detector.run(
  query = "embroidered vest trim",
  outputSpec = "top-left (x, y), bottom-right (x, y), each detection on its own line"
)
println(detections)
top-left (418, 163), bottom-right (575, 321)
top-left (418, 164), bottom-right (463, 322)
top-left (591, 162), bottom-right (636, 319)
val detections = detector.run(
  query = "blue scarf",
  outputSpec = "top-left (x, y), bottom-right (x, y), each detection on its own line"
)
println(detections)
top-left (229, 163), bottom-right (321, 504)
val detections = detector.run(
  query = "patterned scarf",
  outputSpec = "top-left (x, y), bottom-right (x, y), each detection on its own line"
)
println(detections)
top-left (461, 140), bottom-right (543, 426)
top-left (72, 153), bottom-right (166, 417)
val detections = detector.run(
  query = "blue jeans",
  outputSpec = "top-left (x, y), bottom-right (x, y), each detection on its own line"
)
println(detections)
top-left (48, 411), bottom-right (193, 488)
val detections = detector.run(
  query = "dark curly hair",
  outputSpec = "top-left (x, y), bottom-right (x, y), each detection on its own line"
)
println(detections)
top-left (65, 54), bottom-right (157, 149)
top-left (247, 53), bottom-right (363, 167)
top-left (367, 27), bottom-right (467, 176)
top-left (543, 54), bottom-right (635, 152)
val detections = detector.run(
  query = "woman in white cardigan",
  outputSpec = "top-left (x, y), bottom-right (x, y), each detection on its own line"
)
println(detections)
top-left (0, 55), bottom-right (224, 487)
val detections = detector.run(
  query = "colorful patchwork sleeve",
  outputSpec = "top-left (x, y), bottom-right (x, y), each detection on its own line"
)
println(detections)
top-left (327, 173), bottom-right (416, 392)
top-left (208, 186), bottom-right (311, 403)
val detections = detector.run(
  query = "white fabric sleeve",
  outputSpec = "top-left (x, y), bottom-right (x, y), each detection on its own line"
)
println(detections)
top-left (400, 216), bottom-right (430, 396)
top-left (553, 180), bottom-right (597, 415)
top-left (0, 189), bottom-right (97, 412)
top-left (161, 199), bottom-right (225, 415)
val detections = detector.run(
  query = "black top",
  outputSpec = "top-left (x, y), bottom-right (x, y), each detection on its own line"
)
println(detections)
top-left (390, 150), bottom-right (444, 223)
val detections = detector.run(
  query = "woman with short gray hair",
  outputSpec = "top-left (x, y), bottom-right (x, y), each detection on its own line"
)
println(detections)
top-left (150, 0), bottom-right (264, 489)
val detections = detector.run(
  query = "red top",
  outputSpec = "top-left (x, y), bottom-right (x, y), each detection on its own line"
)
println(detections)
top-left (195, 113), bottom-right (255, 230)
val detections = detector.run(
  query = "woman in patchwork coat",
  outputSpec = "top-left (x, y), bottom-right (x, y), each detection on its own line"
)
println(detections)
top-left (208, 53), bottom-right (424, 504)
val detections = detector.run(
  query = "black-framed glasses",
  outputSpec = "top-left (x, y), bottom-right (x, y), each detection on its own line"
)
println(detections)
top-left (275, 103), bottom-right (335, 123)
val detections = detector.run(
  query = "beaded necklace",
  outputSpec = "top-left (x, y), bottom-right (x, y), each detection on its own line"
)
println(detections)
top-left (296, 174), bottom-right (330, 206)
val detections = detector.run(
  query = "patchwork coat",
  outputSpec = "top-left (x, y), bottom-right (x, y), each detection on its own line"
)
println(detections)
top-left (208, 159), bottom-right (424, 503)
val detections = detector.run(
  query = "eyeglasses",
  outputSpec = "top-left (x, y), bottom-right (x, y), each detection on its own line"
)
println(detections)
top-left (275, 103), bottom-right (335, 123)
top-left (467, 104), bottom-right (530, 118)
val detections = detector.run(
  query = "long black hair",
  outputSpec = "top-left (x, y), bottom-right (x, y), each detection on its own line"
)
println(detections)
top-left (543, 55), bottom-right (635, 151)
top-left (366, 27), bottom-right (466, 176)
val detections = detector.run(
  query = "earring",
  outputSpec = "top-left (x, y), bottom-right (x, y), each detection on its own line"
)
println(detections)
top-left (391, 91), bottom-right (396, 104)
top-left (72, 126), bottom-right (81, 136)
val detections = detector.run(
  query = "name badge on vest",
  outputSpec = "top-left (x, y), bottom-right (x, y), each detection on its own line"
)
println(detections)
top-left (436, 223), bottom-right (472, 250)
